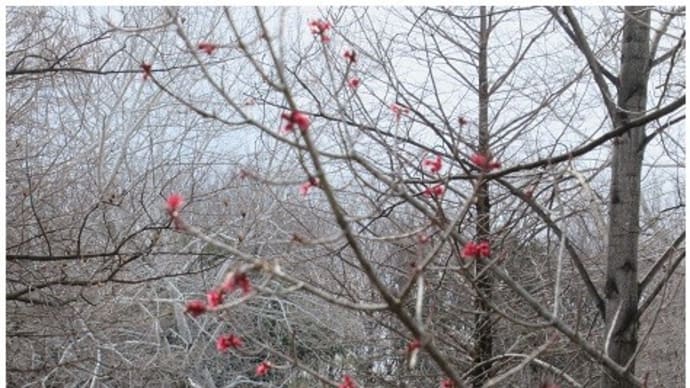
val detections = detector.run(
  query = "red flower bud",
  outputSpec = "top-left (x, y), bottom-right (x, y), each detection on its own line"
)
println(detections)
top-left (216, 333), bottom-right (243, 352)
top-left (423, 184), bottom-right (445, 198)
top-left (166, 193), bottom-right (184, 218)
top-left (223, 272), bottom-right (252, 295)
top-left (441, 379), bottom-right (455, 388)
top-left (255, 361), bottom-right (271, 376)
top-left (348, 77), bottom-right (361, 89)
top-left (198, 41), bottom-right (217, 55)
top-left (141, 62), bottom-right (152, 80)
top-left (470, 153), bottom-right (501, 171)
top-left (422, 155), bottom-right (443, 174)
top-left (308, 19), bottom-right (331, 43)
top-left (299, 177), bottom-right (320, 197)
top-left (206, 289), bottom-right (224, 308)
top-left (281, 111), bottom-right (311, 132)
top-left (339, 375), bottom-right (356, 388)
top-left (407, 338), bottom-right (421, 353)
top-left (391, 103), bottom-right (409, 121)
top-left (343, 49), bottom-right (357, 63)
top-left (184, 300), bottom-right (207, 317)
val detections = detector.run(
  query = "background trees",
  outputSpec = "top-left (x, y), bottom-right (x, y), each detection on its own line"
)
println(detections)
top-left (6, 6), bottom-right (685, 387)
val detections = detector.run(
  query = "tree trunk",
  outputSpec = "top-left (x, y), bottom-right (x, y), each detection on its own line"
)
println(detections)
top-left (603, 6), bottom-right (650, 387)
top-left (472, 6), bottom-right (493, 387)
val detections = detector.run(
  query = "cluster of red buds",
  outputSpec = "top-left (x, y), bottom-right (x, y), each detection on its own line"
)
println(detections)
top-left (461, 240), bottom-right (491, 259)
top-left (309, 19), bottom-right (331, 43)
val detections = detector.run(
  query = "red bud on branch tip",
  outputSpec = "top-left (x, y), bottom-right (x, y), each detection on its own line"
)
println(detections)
top-left (140, 62), bottom-right (152, 80)
top-left (184, 300), bottom-right (207, 317)
top-left (299, 177), bottom-right (320, 197)
top-left (461, 242), bottom-right (478, 258)
top-left (343, 49), bottom-right (357, 63)
top-left (470, 153), bottom-right (501, 171)
top-left (206, 289), bottom-right (224, 308)
top-left (391, 103), bottom-right (409, 121)
top-left (407, 339), bottom-right (421, 353)
top-left (477, 240), bottom-right (491, 257)
top-left (165, 193), bottom-right (184, 217)
top-left (461, 241), bottom-right (491, 259)
top-left (197, 41), bottom-right (217, 55)
top-left (441, 379), bottom-right (455, 388)
top-left (422, 155), bottom-right (443, 173)
top-left (281, 111), bottom-right (311, 132)
top-left (223, 272), bottom-right (252, 295)
top-left (348, 77), bottom-right (361, 89)
top-left (423, 184), bottom-right (445, 198)
top-left (339, 375), bottom-right (356, 388)
top-left (308, 19), bottom-right (331, 43)
top-left (216, 334), bottom-right (243, 352)
top-left (255, 361), bottom-right (271, 376)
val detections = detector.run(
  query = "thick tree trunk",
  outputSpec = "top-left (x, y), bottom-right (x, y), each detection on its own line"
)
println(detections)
top-left (603, 6), bottom-right (650, 388)
top-left (472, 6), bottom-right (493, 387)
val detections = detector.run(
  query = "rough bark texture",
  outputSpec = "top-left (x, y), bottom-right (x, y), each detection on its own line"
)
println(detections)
top-left (472, 6), bottom-right (493, 387)
top-left (603, 6), bottom-right (650, 388)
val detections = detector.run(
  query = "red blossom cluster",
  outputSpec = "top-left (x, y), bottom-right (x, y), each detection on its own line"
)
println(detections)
top-left (255, 361), bottom-right (271, 376)
top-left (343, 49), bottom-right (357, 63)
top-left (309, 19), bottom-right (331, 43)
top-left (339, 375), bottom-right (356, 388)
top-left (458, 116), bottom-right (469, 126)
top-left (461, 240), bottom-right (491, 259)
top-left (423, 155), bottom-right (443, 174)
top-left (216, 333), bottom-right (243, 352)
top-left (281, 111), bottom-right (311, 132)
top-left (470, 152), bottom-right (501, 171)
top-left (423, 184), bottom-right (445, 198)
top-left (198, 41), bottom-right (218, 55)
top-left (300, 177), bottom-right (320, 197)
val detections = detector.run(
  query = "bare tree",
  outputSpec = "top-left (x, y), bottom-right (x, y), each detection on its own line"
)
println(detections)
top-left (6, 6), bottom-right (684, 388)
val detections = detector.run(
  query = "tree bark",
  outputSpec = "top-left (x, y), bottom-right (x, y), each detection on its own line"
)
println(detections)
top-left (603, 6), bottom-right (650, 388)
top-left (472, 6), bottom-right (493, 387)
